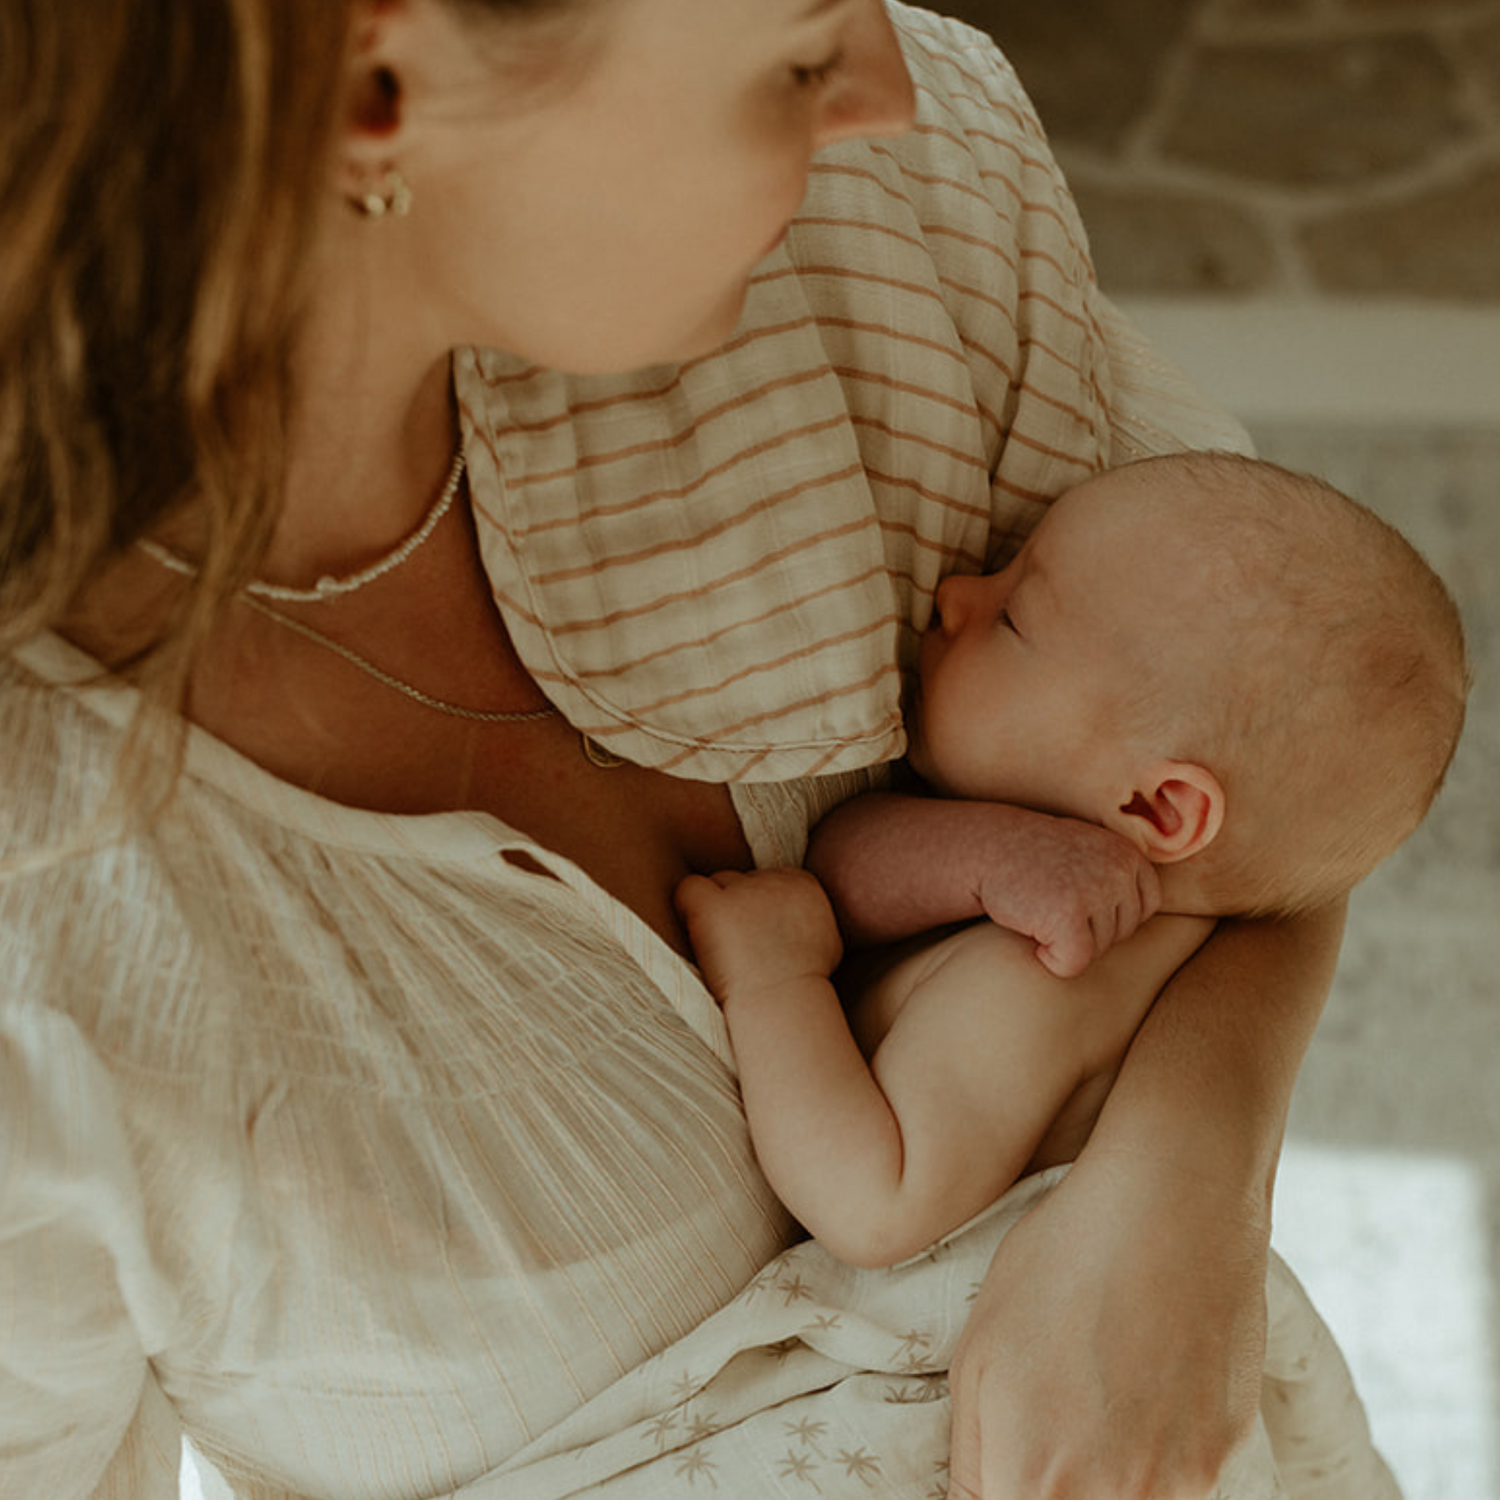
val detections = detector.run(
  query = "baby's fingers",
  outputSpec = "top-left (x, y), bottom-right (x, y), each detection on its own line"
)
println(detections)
top-left (1131, 858), bottom-right (1164, 931)
top-left (675, 868), bottom-right (743, 906)
top-left (673, 871), bottom-right (732, 930)
top-left (1098, 861), bottom-right (1163, 950)
top-left (1090, 898), bottom-right (1135, 957)
top-left (1035, 923), bottom-right (1096, 980)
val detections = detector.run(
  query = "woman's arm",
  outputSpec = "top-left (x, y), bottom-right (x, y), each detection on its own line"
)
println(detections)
top-left (946, 899), bottom-right (1345, 1500)
top-left (0, 1005), bottom-right (182, 1500)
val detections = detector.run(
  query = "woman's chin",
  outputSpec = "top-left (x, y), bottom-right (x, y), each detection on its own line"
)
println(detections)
top-left (668, 284), bottom-right (755, 364)
top-left (550, 289), bottom-right (751, 377)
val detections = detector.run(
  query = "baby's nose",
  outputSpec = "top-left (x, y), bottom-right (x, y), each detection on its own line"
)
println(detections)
top-left (933, 572), bottom-right (981, 635)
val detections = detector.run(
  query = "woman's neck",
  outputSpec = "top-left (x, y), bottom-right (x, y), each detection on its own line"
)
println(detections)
top-left (263, 266), bottom-right (461, 592)
top-left (251, 181), bottom-right (469, 593)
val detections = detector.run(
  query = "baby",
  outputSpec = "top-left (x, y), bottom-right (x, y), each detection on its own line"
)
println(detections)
top-left (676, 451), bottom-right (1469, 1269)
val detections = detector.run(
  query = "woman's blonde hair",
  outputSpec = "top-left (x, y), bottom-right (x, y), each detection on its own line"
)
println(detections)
top-left (0, 1), bottom-right (359, 699)
top-left (0, 0), bottom-right (597, 861)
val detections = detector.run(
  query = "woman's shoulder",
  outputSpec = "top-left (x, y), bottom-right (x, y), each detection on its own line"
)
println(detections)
top-left (0, 641), bottom-right (123, 857)
top-left (816, 4), bottom-right (1093, 275)
top-left (795, 4), bottom-right (1115, 502)
top-left (886, 2), bottom-right (1074, 180)
top-left (0, 650), bottom-right (181, 1060)
top-left (0, 641), bottom-right (261, 1068)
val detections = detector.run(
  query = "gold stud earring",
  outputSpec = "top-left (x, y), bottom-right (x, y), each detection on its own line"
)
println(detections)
top-left (351, 168), bottom-right (413, 219)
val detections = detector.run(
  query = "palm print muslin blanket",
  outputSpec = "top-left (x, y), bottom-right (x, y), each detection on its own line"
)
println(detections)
top-left (451, 1168), bottom-right (1401, 1500)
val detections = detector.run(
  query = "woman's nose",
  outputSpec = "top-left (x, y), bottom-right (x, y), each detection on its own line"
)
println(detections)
top-left (813, 1), bottom-right (917, 148)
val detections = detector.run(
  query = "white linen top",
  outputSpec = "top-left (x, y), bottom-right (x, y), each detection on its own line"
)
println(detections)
top-left (0, 8), bottom-right (1250, 1499)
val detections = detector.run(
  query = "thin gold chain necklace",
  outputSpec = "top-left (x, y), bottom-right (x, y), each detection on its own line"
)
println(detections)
top-left (242, 595), bottom-right (628, 765)
top-left (133, 449), bottom-right (628, 765)
top-left (243, 595), bottom-right (627, 766)
top-left (239, 593), bottom-right (559, 726)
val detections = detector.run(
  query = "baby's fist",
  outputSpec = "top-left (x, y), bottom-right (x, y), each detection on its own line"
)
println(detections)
top-left (675, 868), bottom-right (843, 1005)
top-left (1026, 830), bottom-right (1161, 978)
top-left (974, 814), bottom-right (1162, 979)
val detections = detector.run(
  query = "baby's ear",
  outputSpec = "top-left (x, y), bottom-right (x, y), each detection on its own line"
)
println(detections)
top-left (1105, 761), bottom-right (1225, 864)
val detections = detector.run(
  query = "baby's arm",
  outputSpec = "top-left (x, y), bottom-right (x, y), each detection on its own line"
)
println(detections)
top-left (676, 867), bottom-right (1210, 1268)
top-left (807, 791), bottom-right (1161, 979)
top-left (674, 868), bottom-right (911, 1265)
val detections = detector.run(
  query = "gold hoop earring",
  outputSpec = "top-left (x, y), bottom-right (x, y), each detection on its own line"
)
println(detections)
top-left (351, 168), bottom-right (413, 219)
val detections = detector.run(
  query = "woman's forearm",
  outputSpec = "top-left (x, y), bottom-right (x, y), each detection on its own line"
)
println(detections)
top-left (941, 901), bottom-right (1347, 1499)
top-left (1083, 897), bottom-right (1347, 1202)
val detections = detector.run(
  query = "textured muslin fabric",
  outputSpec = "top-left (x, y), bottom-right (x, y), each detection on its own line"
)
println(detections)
top-left (450, 1173), bottom-right (1401, 1500)
top-left (0, 8), bottom-right (1384, 1500)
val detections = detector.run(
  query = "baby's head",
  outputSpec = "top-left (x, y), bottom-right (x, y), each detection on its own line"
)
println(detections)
top-left (909, 451), bottom-right (1469, 916)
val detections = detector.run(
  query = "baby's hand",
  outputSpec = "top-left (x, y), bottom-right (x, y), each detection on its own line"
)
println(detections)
top-left (976, 816), bottom-right (1161, 979)
top-left (675, 869), bottom-right (844, 1007)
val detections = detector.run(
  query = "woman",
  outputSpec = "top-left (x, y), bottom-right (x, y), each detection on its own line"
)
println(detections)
top-left (0, 2), bottom-right (1381, 1497)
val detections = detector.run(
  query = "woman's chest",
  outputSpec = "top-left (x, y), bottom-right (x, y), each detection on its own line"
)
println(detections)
top-left (188, 652), bottom-right (753, 951)
top-left (458, 719), bottom-right (752, 952)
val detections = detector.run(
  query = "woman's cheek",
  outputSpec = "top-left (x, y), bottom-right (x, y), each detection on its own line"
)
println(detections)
top-left (739, 96), bottom-right (822, 229)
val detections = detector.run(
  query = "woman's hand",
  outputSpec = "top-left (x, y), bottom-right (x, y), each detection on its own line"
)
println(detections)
top-left (947, 1146), bottom-right (1269, 1499)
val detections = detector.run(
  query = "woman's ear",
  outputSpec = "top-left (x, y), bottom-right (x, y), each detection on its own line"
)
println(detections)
top-left (1105, 761), bottom-right (1225, 864)
top-left (347, 60), bottom-right (403, 142)
top-left (338, 1), bottom-right (422, 184)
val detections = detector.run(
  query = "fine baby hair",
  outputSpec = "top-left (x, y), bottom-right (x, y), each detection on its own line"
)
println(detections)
top-left (1104, 450), bottom-right (1469, 917)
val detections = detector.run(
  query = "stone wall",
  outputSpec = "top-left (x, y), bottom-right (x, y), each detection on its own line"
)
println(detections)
top-left (926, 0), bottom-right (1500, 300)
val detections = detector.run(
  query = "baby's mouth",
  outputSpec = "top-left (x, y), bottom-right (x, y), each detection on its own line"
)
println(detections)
top-left (916, 620), bottom-right (944, 679)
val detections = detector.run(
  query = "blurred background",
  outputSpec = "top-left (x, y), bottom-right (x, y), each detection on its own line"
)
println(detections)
top-left (925, 3), bottom-right (1500, 1497)
top-left (936, 0), bottom-right (1500, 302)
